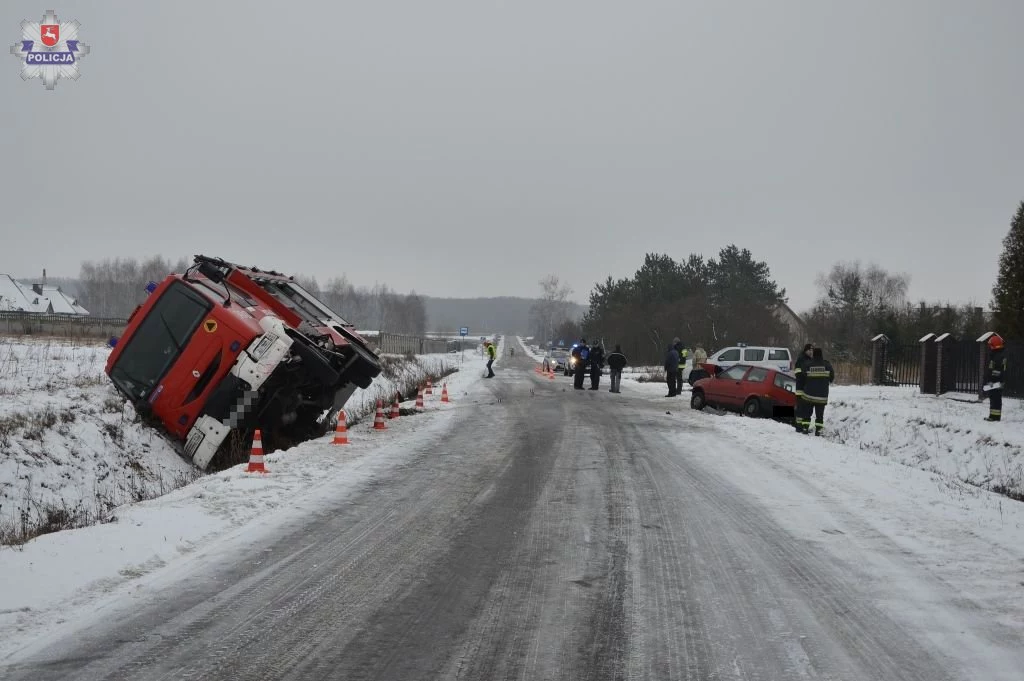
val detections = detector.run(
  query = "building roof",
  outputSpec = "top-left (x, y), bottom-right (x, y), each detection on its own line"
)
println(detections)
top-left (0, 275), bottom-right (89, 315)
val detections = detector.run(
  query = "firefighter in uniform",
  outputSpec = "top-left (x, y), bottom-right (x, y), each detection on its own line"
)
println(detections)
top-left (793, 343), bottom-right (813, 433)
top-left (802, 347), bottom-right (834, 436)
top-left (983, 334), bottom-right (1007, 422)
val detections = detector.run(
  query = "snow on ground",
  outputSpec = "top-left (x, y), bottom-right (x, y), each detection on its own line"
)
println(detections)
top-left (0, 338), bottom-right (471, 542)
top-left (0, 349), bottom-right (492, 662)
top-left (0, 338), bottom-right (196, 535)
top-left (825, 386), bottom-right (1023, 498)
top-left (679, 413), bottom-right (1024, 676)
top-left (620, 366), bottom-right (1024, 499)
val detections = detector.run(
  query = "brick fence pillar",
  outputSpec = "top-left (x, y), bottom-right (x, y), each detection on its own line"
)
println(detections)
top-left (919, 333), bottom-right (936, 394)
top-left (870, 334), bottom-right (889, 385)
top-left (934, 333), bottom-right (954, 394)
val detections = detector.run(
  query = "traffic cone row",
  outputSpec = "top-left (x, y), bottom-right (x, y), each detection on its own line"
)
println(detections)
top-left (246, 429), bottom-right (268, 473)
top-left (425, 379), bottom-right (433, 396)
top-left (441, 384), bottom-right (449, 403)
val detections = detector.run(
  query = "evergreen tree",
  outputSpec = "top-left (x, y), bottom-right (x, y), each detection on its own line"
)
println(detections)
top-left (992, 201), bottom-right (1024, 340)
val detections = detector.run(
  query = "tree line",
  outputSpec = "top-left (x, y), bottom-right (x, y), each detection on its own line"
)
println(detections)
top-left (75, 257), bottom-right (427, 335)
top-left (569, 198), bottom-right (1024, 367)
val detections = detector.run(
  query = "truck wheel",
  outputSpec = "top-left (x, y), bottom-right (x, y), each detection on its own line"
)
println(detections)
top-left (691, 390), bottom-right (706, 411)
top-left (743, 397), bottom-right (762, 418)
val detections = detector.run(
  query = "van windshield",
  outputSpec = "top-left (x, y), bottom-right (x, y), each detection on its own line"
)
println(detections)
top-left (109, 282), bottom-right (212, 401)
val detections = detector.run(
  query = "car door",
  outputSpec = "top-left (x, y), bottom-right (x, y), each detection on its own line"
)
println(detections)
top-left (715, 364), bottom-right (751, 407)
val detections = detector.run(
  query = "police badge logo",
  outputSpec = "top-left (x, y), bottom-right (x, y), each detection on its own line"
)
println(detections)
top-left (10, 9), bottom-right (90, 90)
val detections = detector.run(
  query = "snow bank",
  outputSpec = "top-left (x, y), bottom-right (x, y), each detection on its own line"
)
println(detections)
top-left (0, 350), bottom-right (491, 662)
top-left (0, 339), bottom-right (196, 537)
top-left (0, 338), bottom-right (472, 542)
top-left (825, 386), bottom-right (1023, 498)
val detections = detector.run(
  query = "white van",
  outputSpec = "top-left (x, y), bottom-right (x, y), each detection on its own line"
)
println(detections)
top-left (705, 344), bottom-right (793, 373)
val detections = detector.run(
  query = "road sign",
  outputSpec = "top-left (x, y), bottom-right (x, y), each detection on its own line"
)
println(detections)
top-left (459, 327), bottom-right (468, 336)
top-left (558, 339), bottom-right (564, 347)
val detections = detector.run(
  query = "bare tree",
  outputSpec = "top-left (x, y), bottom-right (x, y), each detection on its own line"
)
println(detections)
top-left (530, 275), bottom-right (575, 342)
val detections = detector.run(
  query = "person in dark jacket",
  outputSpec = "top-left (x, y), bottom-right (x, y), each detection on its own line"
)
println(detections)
top-left (606, 345), bottom-right (627, 393)
top-left (673, 338), bottom-right (688, 396)
top-left (664, 344), bottom-right (680, 397)
top-left (983, 334), bottom-right (1007, 422)
top-left (572, 338), bottom-right (589, 390)
top-left (588, 343), bottom-right (605, 390)
top-left (793, 343), bottom-right (814, 433)
top-left (802, 347), bottom-right (835, 436)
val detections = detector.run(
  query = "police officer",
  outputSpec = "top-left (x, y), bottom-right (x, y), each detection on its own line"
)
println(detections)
top-left (802, 347), bottom-right (834, 436)
top-left (793, 343), bottom-right (813, 433)
top-left (572, 338), bottom-right (589, 390)
top-left (664, 342), bottom-right (680, 397)
top-left (984, 334), bottom-right (1007, 422)
top-left (589, 341), bottom-right (605, 390)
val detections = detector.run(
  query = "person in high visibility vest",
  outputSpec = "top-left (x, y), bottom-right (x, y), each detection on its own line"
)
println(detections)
top-left (983, 334), bottom-right (1007, 422)
top-left (485, 341), bottom-right (497, 378)
top-left (676, 341), bottom-right (689, 396)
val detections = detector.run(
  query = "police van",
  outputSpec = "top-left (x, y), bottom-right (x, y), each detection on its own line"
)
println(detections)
top-left (705, 344), bottom-right (793, 373)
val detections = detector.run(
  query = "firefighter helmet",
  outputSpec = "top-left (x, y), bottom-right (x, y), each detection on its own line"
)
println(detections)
top-left (988, 334), bottom-right (1005, 350)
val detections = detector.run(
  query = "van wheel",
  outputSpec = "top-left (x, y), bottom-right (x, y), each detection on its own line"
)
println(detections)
top-left (691, 390), bottom-right (706, 411)
top-left (743, 397), bottom-right (762, 418)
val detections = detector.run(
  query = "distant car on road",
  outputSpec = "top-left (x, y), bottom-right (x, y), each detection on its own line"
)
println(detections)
top-left (543, 349), bottom-right (568, 373)
top-left (690, 363), bottom-right (796, 419)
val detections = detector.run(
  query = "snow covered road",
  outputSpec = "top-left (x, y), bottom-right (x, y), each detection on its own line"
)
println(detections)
top-left (3, 339), bottom-right (1023, 680)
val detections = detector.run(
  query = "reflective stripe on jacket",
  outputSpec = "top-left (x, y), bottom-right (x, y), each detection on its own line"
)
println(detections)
top-left (802, 360), bottom-right (835, 404)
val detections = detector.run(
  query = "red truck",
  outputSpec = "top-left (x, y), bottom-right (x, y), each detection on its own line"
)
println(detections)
top-left (105, 255), bottom-right (381, 470)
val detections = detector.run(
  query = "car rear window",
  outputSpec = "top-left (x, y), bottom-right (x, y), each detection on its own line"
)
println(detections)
top-left (717, 348), bottom-right (741, 362)
top-left (768, 349), bottom-right (790, 361)
top-left (774, 373), bottom-right (796, 392)
top-left (746, 367), bottom-right (769, 382)
top-left (743, 349), bottom-right (766, 362)
top-left (722, 365), bottom-right (748, 380)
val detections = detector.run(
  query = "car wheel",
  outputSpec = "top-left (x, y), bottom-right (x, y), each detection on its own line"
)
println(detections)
top-left (690, 390), bottom-right (706, 411)
top-left (743, 397), bottom-right (762, 418)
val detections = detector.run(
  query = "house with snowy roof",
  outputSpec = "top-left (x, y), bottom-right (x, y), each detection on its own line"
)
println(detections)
top-left (0, 273), bottom-right (89, 315)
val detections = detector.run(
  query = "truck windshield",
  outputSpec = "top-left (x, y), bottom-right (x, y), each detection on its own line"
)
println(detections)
top-left (109, 282), bottom-right (212, 400)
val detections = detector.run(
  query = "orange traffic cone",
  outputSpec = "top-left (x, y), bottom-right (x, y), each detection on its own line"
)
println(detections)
top-left (246, 429), bottom-right (268, 473)
top-left (415, 387), bottom-right (425, 410)
top-left (441, 383), bottom-right (450, 403)
top-left (373, 399), bottom-right (387, 430)
top-left (425, 379), bottom-right (433, 396)
top-left (549, 368), bottom-right (555, 380)
top-left (332, 410), bottom-right (349, 445)
top-left (390, 393), bottom-right (401, 419)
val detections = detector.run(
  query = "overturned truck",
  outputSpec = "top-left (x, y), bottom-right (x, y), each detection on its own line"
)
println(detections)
top-left (105, 255), bottom-right (381, 469)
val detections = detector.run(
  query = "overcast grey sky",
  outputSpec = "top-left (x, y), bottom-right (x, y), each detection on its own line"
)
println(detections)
top-left (3, 1), bottom-right (1023, 312)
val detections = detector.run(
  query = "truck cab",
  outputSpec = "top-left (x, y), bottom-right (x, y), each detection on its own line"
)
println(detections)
top-left (106, 256), bottom-right (381, 470)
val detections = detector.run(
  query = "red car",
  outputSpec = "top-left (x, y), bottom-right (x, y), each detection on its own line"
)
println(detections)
top-left (690, 363), bottom-right (796, 418)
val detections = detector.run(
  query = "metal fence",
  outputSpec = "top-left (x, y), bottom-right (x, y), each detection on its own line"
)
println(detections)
top-left (0, 311), bottom-right (128, 338)
top-left (869, 333), bottom-right (1021, 398)
top-left (367, 332), bottom-right (452, 356)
